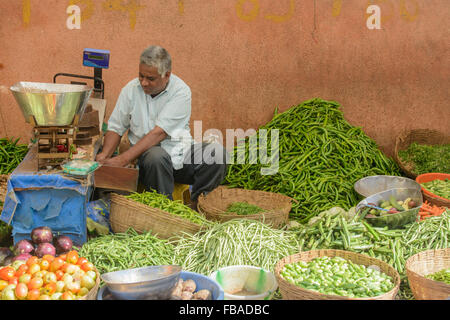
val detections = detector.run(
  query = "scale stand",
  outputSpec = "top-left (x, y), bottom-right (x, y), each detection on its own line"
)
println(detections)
top-left (31, 115), bottom-right (79, 169)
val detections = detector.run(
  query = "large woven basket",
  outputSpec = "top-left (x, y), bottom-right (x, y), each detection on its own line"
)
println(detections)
top-left (109, 193), bottom-right (203, 239)
top-left (415, 173), bottom-right (450, 208)
top-left (274, 249), bottom-right (401, 300)
top-left (81, 269), bottom-right (101, 300)
top-left (394, 129), bottom-right (450, 179)
top-left (197, 186), bottom-right (294, 228)
top-left (405, 248), bottom-right (450, 300)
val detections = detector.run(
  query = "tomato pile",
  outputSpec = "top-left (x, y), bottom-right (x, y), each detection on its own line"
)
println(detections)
top-left (0, 250), bottom-right (97, 300)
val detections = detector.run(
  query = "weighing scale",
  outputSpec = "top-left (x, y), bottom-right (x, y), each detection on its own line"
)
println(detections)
top-left (10, 49), bottom-right (110, 169)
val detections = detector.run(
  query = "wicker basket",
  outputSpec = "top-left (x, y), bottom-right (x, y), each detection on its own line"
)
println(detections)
top-left (109, 193), bottom-right (203, 239)
top-left (197, 186), bottom-right (294, 228)
top-left (405, 248), bottom-right (450, 300)
top-left (274, 249), bottom-right (401, 300)
top-left (394, 129), bottom-right (450, 179)
top-left (81, 269), bottom-right (101, 300)
top-left (0, 174), bottom-right (9, 206)
top-left (415, 173), bottom-right (450, 208)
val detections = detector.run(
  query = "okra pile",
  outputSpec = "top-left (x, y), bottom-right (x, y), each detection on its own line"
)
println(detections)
top-left (224, 98), bottom-right (401, 223)
top-left (281, 256), bottom-right (395, 298)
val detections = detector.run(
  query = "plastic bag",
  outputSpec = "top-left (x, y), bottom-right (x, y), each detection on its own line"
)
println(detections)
top-left (86, 199), bottom-right (111, 235)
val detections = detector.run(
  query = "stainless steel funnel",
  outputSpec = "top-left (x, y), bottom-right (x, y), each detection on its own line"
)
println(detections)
top-left (10, 82), bottom-right (93, 126)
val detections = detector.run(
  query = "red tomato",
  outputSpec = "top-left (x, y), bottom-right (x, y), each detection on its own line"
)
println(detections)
top-left (28, 277), bottom-right (44, 290)
top-left (15, 264), bottom-right (29, 277)
top-left (41, 282), bottom-right (56, 295)
top-left (40, 259), bottom-right (50, 271)
top-left (0, 266), bottom-right (16, 281)
top-left (28, 263), bottom-right (41, 275)
top-left (9, 277), bottom-right (18, 285)
top-left (0, 279), bottom-right (9, 291)
top-left (27, 288), bottom-right (40, 300)
top-left (19, 273), bottom-right (32, 284)
top-left (55, 270), bottom-right (64, 281)
top-left (42, 255), bottom-right (55, 263)
top-left (50, 258), bottom-right (65, 272)
top-left (15, 283), bottom-right (28, 300)
top-left (76, 257), bottom-right (88, 266)
top-left (61, 291), bottom-right (75, 300)
top-left (61, 263), bottom-right (70, 273)
top-left (66, 251), bottom-right (79, 265)
top-left (80, 262), bottom-right (94, 272)
top-left (26, 256), bottom-right (39, 267)
top-left (58, 254), bottom-right (67, 261)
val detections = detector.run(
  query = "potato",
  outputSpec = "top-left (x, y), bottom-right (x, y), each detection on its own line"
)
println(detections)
top-left (181, 291), bottom-right (193, 300)
top-left (193, 289), bottom-right (212, 300)
top-left (182, 279), bottom-right (196, 293)
top-left (171, 279), bottom-right (184, 299)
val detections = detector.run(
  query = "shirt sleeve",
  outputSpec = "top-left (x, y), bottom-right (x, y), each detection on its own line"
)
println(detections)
top-left (155, 88), bottom-right (191, 139)
top-left (107, 87), bottom-right (131, 136)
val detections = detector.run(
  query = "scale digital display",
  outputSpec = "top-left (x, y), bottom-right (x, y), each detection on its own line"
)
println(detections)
top-left (83, 48), bottom-right (110, 69)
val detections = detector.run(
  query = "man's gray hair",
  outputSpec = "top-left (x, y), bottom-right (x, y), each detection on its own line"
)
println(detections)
top-left (140, 46), bottom-right (172, 78)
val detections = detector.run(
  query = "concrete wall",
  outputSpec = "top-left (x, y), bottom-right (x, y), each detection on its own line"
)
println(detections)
top-left (0, 0), bottom-right (448, 157)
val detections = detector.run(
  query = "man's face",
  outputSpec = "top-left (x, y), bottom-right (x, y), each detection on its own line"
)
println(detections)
top-left (138, 63), bottom-right (171, 96)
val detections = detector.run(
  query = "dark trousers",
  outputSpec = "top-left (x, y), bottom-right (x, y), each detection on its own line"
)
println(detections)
top-left (138, 142), bottom-right (228, 202)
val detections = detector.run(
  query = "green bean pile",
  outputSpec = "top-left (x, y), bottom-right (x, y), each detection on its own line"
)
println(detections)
top-left (398, 142), bottom-right (450, 175)
top-left (421, 179), bottom-right (450, 200)
top-left (172, 219), bottom-right (300, 276)
top-left (126, 190), bottom-right (212, 225)
top-left (281, 256), bottom-right (395, 298)
top-left (0, 137), bottom-right (28, 174)
top-left (226, 201), bottom-right (264, 215)
top-left (224, 98), bottom-right (401, 223)
top-left (78, 228), bottom-right (175, 275)
top-left (425, 268), bottom-right (450, 285)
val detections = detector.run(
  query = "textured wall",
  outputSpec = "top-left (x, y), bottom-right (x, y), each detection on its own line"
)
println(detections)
top-left (0, 0), bottom-right (448, 157)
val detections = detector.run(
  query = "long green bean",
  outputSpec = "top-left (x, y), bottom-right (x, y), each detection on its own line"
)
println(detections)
top-left (126, 190), bottom-right (212, 225)
top-left (223, 98), bottom-right (401, 223)
top-left (171, 219), bottom-right (300, 275)
top-left (78, 228), bottom-right (175, 276)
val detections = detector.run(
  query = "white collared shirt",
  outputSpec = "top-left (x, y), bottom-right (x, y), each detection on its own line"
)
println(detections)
top-left (107, 74), bottom-right (193, 169)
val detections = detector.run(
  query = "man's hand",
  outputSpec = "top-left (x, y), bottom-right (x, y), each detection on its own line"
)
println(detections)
top-left (102, 155), bottom-right (130, 168)
top-left (95, 152), bottom-right (109, 164)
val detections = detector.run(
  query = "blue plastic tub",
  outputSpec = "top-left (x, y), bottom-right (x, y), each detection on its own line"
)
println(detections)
top-left (97, 270), bottom-right (224, 300)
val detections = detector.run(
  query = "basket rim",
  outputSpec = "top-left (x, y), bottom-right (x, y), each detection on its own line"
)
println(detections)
top-left (405, 248), bottom-right (450, 289)
top-left (274, 249), bottom-right (401, 300)
top-left (415, 173), bottom-right (450, 203)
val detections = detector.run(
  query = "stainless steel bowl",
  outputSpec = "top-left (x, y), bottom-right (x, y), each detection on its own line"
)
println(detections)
top-left (354, 175), bottom-right (421, 198)
top-left (101, 265), bottom-right (182, 300)
top-left (356, 188), bottom-right (423, 229)
top-left (10, 81), bottom-right (93, 126)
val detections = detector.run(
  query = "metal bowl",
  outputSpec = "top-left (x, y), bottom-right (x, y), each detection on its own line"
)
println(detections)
top-left (101, 265), bottom-right (182, 300)
top-left (354, 175), bottom-right (421, 198)
top-left (356, 188), bottom-right (423, 229)
top-left (10, 81), bottom-right (93, 126)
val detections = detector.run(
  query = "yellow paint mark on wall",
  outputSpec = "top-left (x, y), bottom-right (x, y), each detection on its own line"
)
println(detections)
top-left (264, 0), bottom-right (295, 23)
top-left (332, 0), bottom-right (343, 17)
top-left (236, 0), bottom-right (260, 22)
top-left (22, 0), bottom-right (31, 27)
top-left (399, 0), bottom-right (419, 22)
top-left (178, 0), bottom-right (184, 15)
top-left (102, 0), bottom-right (146, 30)
top-left (69, 0), bottom-right (94, 22)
